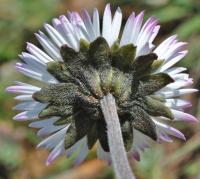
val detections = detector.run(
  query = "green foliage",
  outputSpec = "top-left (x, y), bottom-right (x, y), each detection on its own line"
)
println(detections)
top-left (0, 0), bottom-right (61, 62)
top-left (0, 135), bottom-right (22, 168)
top-left (136, 147), bottom-right (164, 179)
top-left (149, 5), bottom-right (189, 23)
top-left (174, 15), bottom-right (200, 39)
top-left (181, 38), bottom-right (200, 68)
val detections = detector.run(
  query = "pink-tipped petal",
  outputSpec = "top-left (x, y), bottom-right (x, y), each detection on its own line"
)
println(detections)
top-left (46, 141), bottom-right (64, 166)
top-left (172, 109), bottom-right (198, 123)
top-left (133, 151), bottom-right (140, 161)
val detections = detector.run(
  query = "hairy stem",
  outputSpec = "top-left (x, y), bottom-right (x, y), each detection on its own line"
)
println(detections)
top-left (100, 93), bottom-right (135, 179)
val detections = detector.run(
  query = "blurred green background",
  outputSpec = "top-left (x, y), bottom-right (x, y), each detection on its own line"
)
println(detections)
top-left (0, 0), bottom-right (200, 178)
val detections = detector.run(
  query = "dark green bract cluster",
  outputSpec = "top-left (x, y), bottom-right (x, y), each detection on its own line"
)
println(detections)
top-left (33, 37), bottom-right (174, 152)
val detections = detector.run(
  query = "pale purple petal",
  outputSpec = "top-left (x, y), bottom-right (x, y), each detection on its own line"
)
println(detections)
top-left (26, 43), bottom-right (53, 63)
top-left (46, 141), bottom-right (65, 166)
top-left (154, 35), bottom-right (178, 57)
top-left (166, 78), bottom-right (193, 89)
top-left (82, 10), bottom-right (96, 41)
top-left (74, 140), bottom-right (89, 165)
top-left (158, 132), bottom-right (173, 143)
top-left (35, 32), bottom-right (62, 61)
top-left (14, 95), bottom-right (33, 101)
top-left (171, 109), bottom-right (198, 123)
top-left (165, 67), bottom-right (187, 75)
top-left (158, 50), bottom-right (188, 72)
top-left (131, 11), bottom-right (144, 44)
top-left (37, 125), bottom-right (70, 149)
top-left (153, 120), bottom-right (186, 140)
top-left (165, 99), bottom-right (192, 110)
top-left (44, 23), bottom-right (67, 47)
top-left (29, 117), bottom-right (59, 128)
top-left (132, 150), bottom-right (140, 161)
top-left (37, 124), bottom-right (65, 137)
top-left (156, 88), bottom-right (198, 98)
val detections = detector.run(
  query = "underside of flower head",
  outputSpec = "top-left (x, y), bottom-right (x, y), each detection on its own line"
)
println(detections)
top-left (7, 4), bottom-right (198, 166)
top-left (32, 37), bottom-right (176, 152)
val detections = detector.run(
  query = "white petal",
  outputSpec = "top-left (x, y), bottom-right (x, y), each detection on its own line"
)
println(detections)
top-left (154, 35), bottom-right (177, 57)
top-left (59, 15), bottom-right (74, 33)
top-left (26, 43), bottom-right (53, 63)
top-left (165, 78), bottom-right (193, 89)
top-left (131, 129), bottom-right (152, 152)
top-left (102, 4), bottom-right (112, 46)
top-left (136, 17), bottom-right (157, 48)
top-left (68, 12), bottom-right (89, 43)
top-left (165, 67), bottom-right (187, 75)
top-left (46, 140), bottom-right (65, 165)
top-left (120, 12), bottom-right (135, 46)
top-left (110, 7), bottom-right (122, 45)
top-left (14, 102), bottom-right (46, 111)
top-left (149, 25), bottom-right (160, 43)
top-left (20, 52), bottom-right (47, 69)
top-left (158, 50), bottom-right (188, 72)
top-left (171, 109), bottom-right (198, 122)
top-left (153, 119), bottom-right (186, 140)
top-left (7, 85), bottom-right (40, 94)
top-left (37, 124), bottom-right (66, 137)
top-left (16, 63), bottom-right (57, 83)
top-left (156, 88), bottom-right (198, 98)
top-left (37, 124), bottom-right (70, 149)
top-left (74, 138), bottom-right (89, 165)
top-left (163, 42), bottom-right (187, 61)
top-left (13, 108), bottom-right (42, 121)
top-left (29, 117), bottom-right (59, 128)
top-left (66, 137), bottom-right (85, 157)
top-left (14, 95), bottom-right (33, 101)
top-left (44, 24), bottom-right (67, 47)
top-left (82, 10), bottom-right (96, 41)
top-left (172, 73), bottom-right (190, 81)
top-left (131, 11), bottom-right (144, 44)
top-left (35, 32), bottom-right (62, 61)
top-left (59, 15), bottom-right (79, 50)
top-left (165, 99), bottom-right (192, 109)
top-left (52, 18), bottom-right (66, 39)
top-left (93, 8), bottom-right (100, 38)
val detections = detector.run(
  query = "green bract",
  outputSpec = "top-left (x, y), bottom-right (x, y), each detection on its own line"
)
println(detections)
top-left (33, 37), bottom-right (174, 152)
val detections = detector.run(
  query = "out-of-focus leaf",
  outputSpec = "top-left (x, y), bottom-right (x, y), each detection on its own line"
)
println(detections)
top-left (0, 21), bottom-right (23, 61)
top-left (149, 6), bottom-right (189, 23)
top-left (141, 0), bottom-right (169, 6)
top-left (18, 0), bottom-right (61, 28)
top-left (46, 160), bottom-right (113, 179)
top-left (0, 0), bottom-right (61, 61)
top-left (183, 160), bottom-right (200, 176)
top-left (136, 146), bottom-right (164, 179)
top-left (0, 135), bottom-right (22, 168)
top-left (170, 0), bottom-right (194, 7)
top-left (163, 134), bottom-right (200, 166)
top-left (26, 129), bottom-right (39, 144)
top-left (180, 37), bottom-right (200, 68)
top-left (106, 0), bottom-right (133, 6)
top-left (174, 15), bottom-right (200, 39)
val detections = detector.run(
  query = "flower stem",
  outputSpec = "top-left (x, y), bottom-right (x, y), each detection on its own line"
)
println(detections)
top-left (100, 93), bottom-right (135, 179)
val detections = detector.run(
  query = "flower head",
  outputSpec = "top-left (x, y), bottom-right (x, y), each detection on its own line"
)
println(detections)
top-left (7, 4), bottom-right (198, 166)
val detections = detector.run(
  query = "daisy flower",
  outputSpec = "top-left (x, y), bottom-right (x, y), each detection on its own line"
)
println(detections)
top-left (7, 4), bottom-right (198, 179)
